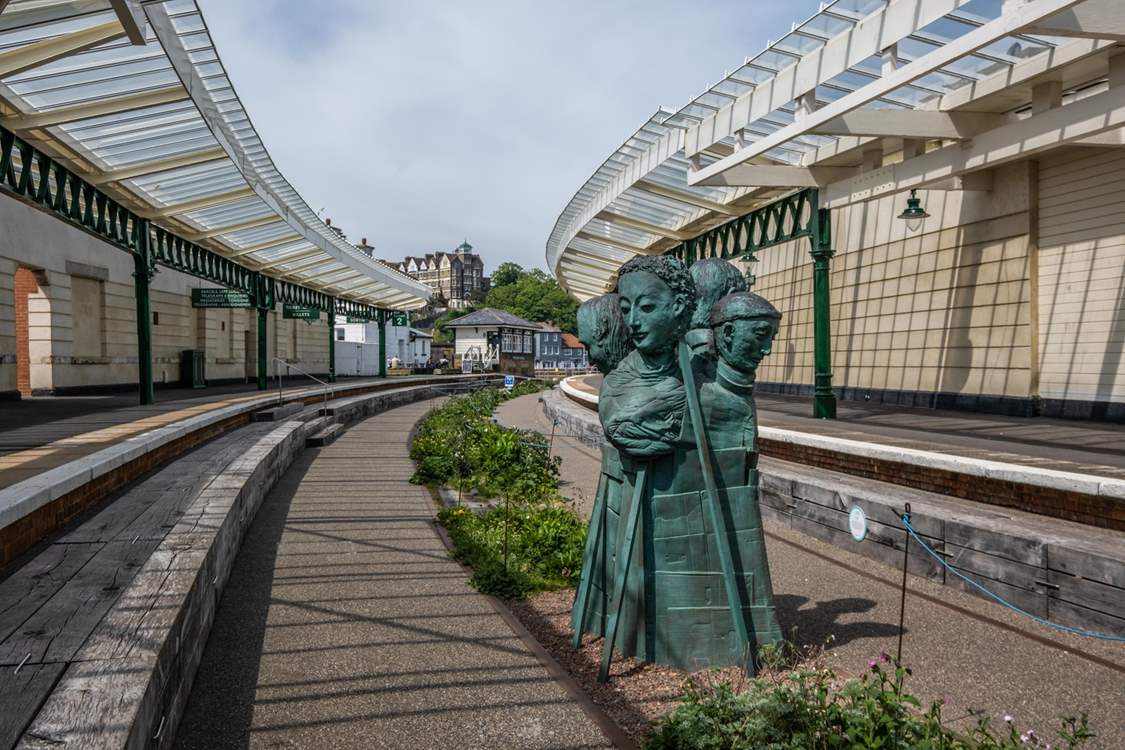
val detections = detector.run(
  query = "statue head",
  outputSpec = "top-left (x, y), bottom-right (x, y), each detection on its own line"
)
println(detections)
top-left (689, 258), bottom-right (747, 329)
top-left (615, 255), bottom-right (696, 358)
top-left (710, 292), bottom-right (781, 375)
top-left (576, 293), bottom-right (633, 373)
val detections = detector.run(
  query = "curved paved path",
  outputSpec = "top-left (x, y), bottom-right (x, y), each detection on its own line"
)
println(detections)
top-left (175, 400), bottom-right (613, 749)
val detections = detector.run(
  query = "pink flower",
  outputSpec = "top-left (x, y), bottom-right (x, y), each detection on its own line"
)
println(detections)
top-left (868, 659), bottom-right (878, 670)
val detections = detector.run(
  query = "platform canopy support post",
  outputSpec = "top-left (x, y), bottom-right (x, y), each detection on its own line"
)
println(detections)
top-left (809, 203), bottom-right (837, 419)
top-left (378, 310), bottom-right (387, 378)
top-left (255, 274), bottom-right (270, 391)
top-left (327, 302), bottom-right (337, 383)
top-left (131, 218), bottom-right (154, 406)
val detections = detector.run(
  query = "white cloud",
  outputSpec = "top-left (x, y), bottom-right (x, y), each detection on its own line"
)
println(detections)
top-left (196, 0), bottom-right (818, 273)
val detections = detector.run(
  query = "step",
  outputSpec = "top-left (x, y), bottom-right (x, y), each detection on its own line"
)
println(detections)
top-left (252, 401), bottom-right (305, 422)
top-left (306, 423), bottom-right (344, 447)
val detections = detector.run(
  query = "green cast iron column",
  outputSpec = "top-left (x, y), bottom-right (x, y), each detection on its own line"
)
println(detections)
top-left (132, 219), bottom-right (154, 405)
top-left (378, 310), bottom-right (387, 378)
top-left (327, 302), bottom-right (337, 383)
top-left (255, 273), bottom-right (268, 391)
top-left (810, 206), bottom-right (837, 419)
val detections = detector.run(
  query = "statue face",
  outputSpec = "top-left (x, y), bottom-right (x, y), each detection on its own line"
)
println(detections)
top-left (577, 315), bottom-right (610, 373)
top-left (718, 317), bottom-right (779, 373)
top-left (618, 271), bottom-right (683, 356)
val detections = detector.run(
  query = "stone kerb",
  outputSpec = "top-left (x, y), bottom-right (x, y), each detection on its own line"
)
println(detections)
top-left (14, 379), bottom-right (484, 749)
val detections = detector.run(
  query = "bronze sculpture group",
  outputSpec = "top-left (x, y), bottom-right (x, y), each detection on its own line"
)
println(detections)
top-left (573, 255), bottom-right (783, 681)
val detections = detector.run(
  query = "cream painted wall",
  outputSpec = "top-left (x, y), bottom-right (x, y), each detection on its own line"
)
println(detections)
top-left (749, 162), bottom-right (1034, 401)
top-left (1038, 147), bottom-right (1125, 405)
top-left (0, 195), bottom-right (333, 393)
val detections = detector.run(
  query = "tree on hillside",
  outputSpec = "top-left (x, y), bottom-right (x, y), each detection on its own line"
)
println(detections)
top-left (432, 306), bottom-right (477, 344)
top-left (491, 262), bottom-right (523, 288)
top-left (484, 268), bottom-right (578, 333)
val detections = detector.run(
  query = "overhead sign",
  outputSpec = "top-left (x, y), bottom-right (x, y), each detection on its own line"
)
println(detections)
top-left (848, 505), bottom-right (868, 542)
top-left (504, 374), bottom-right (515, 391)
top-left (191, 288), bottom-right (252, 308)
top-left (283, 305), bottom-right (320, 320)
top-left (391, 311), bottom-right (408, 327)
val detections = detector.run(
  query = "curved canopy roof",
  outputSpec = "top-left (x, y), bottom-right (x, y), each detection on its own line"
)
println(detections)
top-left (0, 0), bottom-right (431, 309)
top-left (547, 0), bottom-right (1116, 300)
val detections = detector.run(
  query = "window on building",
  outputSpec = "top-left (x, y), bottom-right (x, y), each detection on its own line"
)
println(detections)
top-left (336, 328), bottom-right (345, 341)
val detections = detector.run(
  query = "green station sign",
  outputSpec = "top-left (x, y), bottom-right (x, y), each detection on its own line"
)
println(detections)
top-left (390, 311), bottom-right (408, 327)
top-left (191, 288), bottom-right (252, 308)
top-left (283, 305), bottom-right (321, 320)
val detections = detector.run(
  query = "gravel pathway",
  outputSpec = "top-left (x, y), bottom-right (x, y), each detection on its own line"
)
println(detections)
top-left (175, 400), bottom-right (614, 749)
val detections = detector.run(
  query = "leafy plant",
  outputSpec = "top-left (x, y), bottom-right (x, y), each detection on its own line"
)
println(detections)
top-left (646, 657), bottom-right (1094, 750)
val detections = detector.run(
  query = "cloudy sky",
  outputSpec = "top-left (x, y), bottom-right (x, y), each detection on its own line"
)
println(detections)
top-left (197, 0), bottom-right (820, 273)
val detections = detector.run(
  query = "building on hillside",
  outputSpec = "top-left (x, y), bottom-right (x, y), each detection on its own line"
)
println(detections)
top-left (386, 241), bottom-right (489, 309)
top-left (444, 308), bottom-right (537, 377)
top-left (534, 323), bottom-right (561, 369)
top-left (534, 324), bottom-right (587, 371)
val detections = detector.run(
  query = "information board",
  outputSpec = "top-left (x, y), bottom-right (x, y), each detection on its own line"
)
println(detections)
top-left (503, 374), bottom-right (515, 391)
top-left (191, 288), bottom-right (252, 308)
top-left (391, 311), bottom-right (408, 327)
top-left (283, 305), bottom-right (320, 320)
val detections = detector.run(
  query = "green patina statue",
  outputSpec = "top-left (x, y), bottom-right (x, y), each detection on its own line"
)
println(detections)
top-left (685, 257), bottom-right (748, 360)
top-left (571, 255), bottom-right (783, 681)
top-left (576, 293), bottom-right (633, 374)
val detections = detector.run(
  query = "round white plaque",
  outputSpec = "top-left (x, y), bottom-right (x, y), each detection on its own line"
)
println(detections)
top-left (848, 505), bottom-right (868, 542)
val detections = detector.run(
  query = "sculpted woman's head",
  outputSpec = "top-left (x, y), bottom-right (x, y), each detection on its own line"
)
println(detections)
top-left (615, 256), bottom-right (696, 357)
top-left (688, 258), bottom-right (747, 330)
top-left (576, 293), bottom-right (633, 373)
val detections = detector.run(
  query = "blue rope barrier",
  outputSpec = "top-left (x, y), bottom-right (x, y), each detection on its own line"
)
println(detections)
top-left (901, 513), bottom-right (1125, 643)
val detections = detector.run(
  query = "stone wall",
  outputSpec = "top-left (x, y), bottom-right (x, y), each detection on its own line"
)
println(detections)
top-left (0, 195), bottom-right (333, 395)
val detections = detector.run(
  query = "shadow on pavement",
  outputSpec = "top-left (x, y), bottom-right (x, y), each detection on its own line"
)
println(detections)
top-left (775, 594), bottom-right (903, 651)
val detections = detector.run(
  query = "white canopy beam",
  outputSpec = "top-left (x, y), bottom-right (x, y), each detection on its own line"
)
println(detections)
top-left (0, 20), bottom-right (125, 79)
top-left (632, 180), bottom-right (738, 215)
top-left (1, 85), bottom-right (188, 130)
top-left (1025, 0), bottom-right (1125, 41)
top-left (575, 230), bottom-right (647, 254)
top-left (88, 147), bottom-right (228, 185)
top-left (183, 215), bottom-right (281, 242)
top-left (687, 0), bottom-right (1087, 187)
top-left (142, 187), bottom-right (255, 219)
top-left (695, 164), bottom-right (859, 188)
top-left (822, 81), bottom-right (1125, 207)
top-left (595, 211), bottom-right (692, 241)
top-left (227, 234), bottom-right (304, 258)
top-left (683, 0), bottom-right (975, 160)
top-left (809, 109), bottom-right (1008, 140)
top-left (109, 0), bottom-right (148, 45)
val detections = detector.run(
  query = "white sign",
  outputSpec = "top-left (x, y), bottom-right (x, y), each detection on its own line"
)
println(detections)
top-left (848, 505), bottom-right (868, 542)
top-left (503, 374), bottom-right (515, 390)
top-left (461, 359), bottom-right (473, 374)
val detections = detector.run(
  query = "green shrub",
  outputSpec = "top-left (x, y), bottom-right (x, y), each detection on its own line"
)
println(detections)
top-left (646, 658), bottom-right (1093, 750)
top-left (420, 384), bottom-right (585, 599)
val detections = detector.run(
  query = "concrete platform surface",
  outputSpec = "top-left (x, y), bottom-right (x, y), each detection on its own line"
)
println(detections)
top-left (175, 401), bottom-right (613, 749)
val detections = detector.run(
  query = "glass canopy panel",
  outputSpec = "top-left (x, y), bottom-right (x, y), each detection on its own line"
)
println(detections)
top-left (0, 2), bottom-right (112, 34)
top-left (124, 162), bottom-right (245, 205)
top-left (583, 219), bottom-right (658, 247)
top-left (222, 222), bottom-right (290, 246)
top-left (182, 197), bottom-right (271, 229)
top-left (249, 241), bottom-right (313, 263)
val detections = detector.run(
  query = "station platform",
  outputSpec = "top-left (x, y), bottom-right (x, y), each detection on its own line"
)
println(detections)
top-left (0, 375), bottom-right (450, 490)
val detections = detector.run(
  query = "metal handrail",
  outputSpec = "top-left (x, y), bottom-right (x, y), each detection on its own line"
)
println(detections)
top-left (273, 357), bottom-right (332, 413)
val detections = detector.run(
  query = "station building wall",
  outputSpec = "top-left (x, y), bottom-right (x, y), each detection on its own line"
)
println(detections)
top-left (1036, 146), bottom-right (1125, 416)
top-left (0, 195), bottom-right (330, 399)
top-left (745, 161), bottom-right (1038, 415)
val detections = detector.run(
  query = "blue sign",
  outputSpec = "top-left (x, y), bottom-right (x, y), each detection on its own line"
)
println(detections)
top-left (503, 375), bottom-right (515, 390)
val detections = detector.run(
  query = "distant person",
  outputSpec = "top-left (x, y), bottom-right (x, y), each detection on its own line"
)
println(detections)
top-left (687, 257), bottom-right (747, 359)
top-left (576, 293), bottom-right (633, 374)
